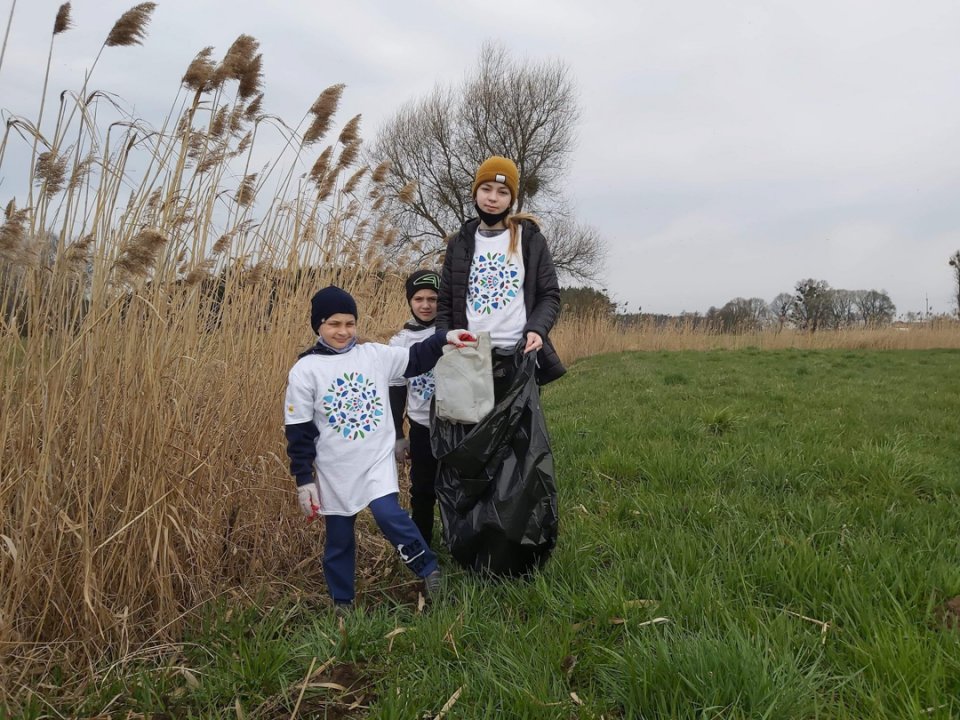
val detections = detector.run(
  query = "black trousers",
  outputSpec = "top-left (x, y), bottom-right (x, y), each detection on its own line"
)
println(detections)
top-left (408, 420), bottom-right (438, 547)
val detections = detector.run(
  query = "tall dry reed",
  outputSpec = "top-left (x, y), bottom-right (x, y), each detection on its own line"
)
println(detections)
top-left (0, 5), bottom-right (418, 700)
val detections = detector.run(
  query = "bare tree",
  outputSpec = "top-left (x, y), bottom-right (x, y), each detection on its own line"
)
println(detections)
top-left (770, 292), bottom-right (793, 331)
top-left (950, 251), bottom-right (960, 318)
top-left (544, 216), bottom-right (606, 282)
top-left (829, 289), bottom-right (859, 329)
top-left (716, 297), bottom-right (769, 332)
top-left (855, 289), bottom-right (896, 326)
top-left (370, 43), bottom-right (604, 281)
top-left (791, 279), bottom-right (832, 331)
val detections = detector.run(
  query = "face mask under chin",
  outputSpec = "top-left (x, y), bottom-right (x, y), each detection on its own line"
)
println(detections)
top-left (474, 203), bottom-right (510, 227)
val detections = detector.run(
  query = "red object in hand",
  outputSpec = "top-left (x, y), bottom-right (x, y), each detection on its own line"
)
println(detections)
top-left (446, 329), bottom-right (478, 348)
top-left (307, 503), bottom-right (320, 522)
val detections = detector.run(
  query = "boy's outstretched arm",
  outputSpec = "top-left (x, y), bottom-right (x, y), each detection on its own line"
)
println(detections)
top-left (403, 329), bottom-right (477, 378)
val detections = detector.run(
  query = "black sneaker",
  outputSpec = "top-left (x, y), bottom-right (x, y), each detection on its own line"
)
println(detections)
top-left (423, 569), bottom-right (442, 597)
top-left (333, 602), bottom-right (354, 618)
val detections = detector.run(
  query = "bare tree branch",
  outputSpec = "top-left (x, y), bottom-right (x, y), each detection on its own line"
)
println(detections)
top-left (368, 42), bottom-right (604, 281)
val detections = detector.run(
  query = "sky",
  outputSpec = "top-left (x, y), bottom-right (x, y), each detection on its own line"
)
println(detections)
top-left (1, 0), bottom-right (959, 316)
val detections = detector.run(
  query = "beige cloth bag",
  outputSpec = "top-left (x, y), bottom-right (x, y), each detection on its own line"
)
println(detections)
top-left (434, 331), bottom-right (494, 423)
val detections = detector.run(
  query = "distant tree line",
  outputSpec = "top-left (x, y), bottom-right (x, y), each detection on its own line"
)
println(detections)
top-left (715, 279), bottom-right (897, 333)
top-left (564, 279), bottom-right (898, 333)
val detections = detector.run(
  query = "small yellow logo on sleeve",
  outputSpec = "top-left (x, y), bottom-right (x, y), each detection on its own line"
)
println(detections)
top-left (287, 404), bottom-right (295, 414)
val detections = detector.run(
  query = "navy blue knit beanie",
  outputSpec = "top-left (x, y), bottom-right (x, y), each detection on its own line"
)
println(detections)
top-left (310, 285), bottom-right (358, 334)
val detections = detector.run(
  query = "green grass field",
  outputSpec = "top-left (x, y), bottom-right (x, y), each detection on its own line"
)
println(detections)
top-left (13, 349), bottom-right (960, 719)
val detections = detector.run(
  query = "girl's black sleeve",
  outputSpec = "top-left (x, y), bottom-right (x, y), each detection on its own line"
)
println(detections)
top-left (524, 231), bottom-right (562, 337)
top-left (436, 236), bottom-right (455, 332)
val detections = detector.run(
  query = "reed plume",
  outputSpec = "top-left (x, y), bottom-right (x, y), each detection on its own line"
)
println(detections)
top-left (213, 34), bottom-right (261, 98)
top-left (229, 104), bottom-right (244, 133)
top-left (309, 147), bottom-right (333, 184)
top-left (338, 114), bottom-right (361, 145)
top-left (220, 35), bottom-right (258, 79)
top-left (62, 233), bottom-right (94, 269)
top-left (235, 130), bottom-right (253, 156)
top-left (371, 160), bottom-right (391, 183)
top-left (335, 139), bottom-right (361, 172)
top-left (342, 166), bottom-right (368, 195)
top-left (35, 150), bottom-right (68, 196)
top-left (397, 180), bottom-right (416, 204)
top-left (238, 53), bottom-right (263, 100)
top-left (182, 46), bottom-right (216, 93)
top-left (244, 261), bottom-right (265, 285)
top-left (243, 93), bottom-right (263, 121)
top-left (317, 173), bottom-right (336, 201)
top-left (301, 217), bottom-right (317, 245)
top-left (210, 106), bottom-right (228, 139)
top-left (371, 220), bottom-right (387, 248)
top-left (235, 173), bottom-right (257, 207)
top-left (53, 3), bottom-right (73, 34)
top-left (212, 231), bottom-right (235, 255)
top-left (183, 259), bottom-right (215, 285)
top-left (0, 200), bottom-right (29, 257)
top-left (105, 2), bottom-right (157, 47)
top-left (196, 149), bottom-right (225, 174)
top-left (303, 84), bottom-right (345, 144)
top-left (112, 227), bottom-right (167, 280)
top-left (68, 152), bottom-right (96, 193)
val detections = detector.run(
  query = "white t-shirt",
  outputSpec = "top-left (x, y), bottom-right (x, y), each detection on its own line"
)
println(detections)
top-left (465, 228), bottom-right (527, 349)
top-left (388, 326), bottom-right (435, 427)
top-left (284, 342), bottom-right (409, 516)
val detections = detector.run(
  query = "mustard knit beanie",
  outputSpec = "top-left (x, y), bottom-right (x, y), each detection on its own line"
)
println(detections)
top-left (472, 156), bottom-right (519, 201)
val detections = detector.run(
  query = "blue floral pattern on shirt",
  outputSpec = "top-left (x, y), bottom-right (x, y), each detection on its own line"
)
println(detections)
top-left (322, 372), bottom-right (384, 439)
top-left (468, 251), bottom-right (521, 314)
top-left (409, 370), bottom-right (434, 401)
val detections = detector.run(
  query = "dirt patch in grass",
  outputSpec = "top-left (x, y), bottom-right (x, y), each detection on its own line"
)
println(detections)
top-left (933, 596), bottom-right (960, 630)
top-left (258, 661), bottom-right (377, 719)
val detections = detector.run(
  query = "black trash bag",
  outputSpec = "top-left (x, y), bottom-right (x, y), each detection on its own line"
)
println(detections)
top-left (431, 346), bottom-right (558, 576)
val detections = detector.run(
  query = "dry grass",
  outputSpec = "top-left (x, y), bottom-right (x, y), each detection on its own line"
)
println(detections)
top-left (552, 312), bottom-right (960, 365)
top-left (0, 8), bottom-right (420, 702)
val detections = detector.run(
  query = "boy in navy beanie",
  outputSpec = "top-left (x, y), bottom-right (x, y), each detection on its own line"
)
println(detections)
top-left (284, 285), bottom-right (473, 609)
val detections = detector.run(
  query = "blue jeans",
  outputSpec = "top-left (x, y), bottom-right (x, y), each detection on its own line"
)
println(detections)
top-left (323, 492), bottom-right (438, 604)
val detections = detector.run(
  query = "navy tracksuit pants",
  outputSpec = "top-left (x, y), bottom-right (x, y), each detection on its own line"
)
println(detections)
top-left (323, 492), bottom-right (437, 605)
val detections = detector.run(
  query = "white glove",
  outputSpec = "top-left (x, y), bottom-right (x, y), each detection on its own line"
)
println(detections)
top-left (297, 481), bottom-right (321, 521)
top-left (446, 329), bottom-right (478, 348)
top-left (394, 437), bottom-right (410, 462)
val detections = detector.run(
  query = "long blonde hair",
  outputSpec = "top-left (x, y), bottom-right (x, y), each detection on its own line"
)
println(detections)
top-left (505, 212), bottom-right (542, 259)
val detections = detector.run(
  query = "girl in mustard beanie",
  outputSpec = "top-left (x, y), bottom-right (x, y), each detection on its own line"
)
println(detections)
top-left (433, 156), bottom-right (564, 576)
top-left (439, 155), bottom-right (564, 380)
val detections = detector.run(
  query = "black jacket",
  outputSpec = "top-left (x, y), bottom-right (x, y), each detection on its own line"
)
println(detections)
top-left (436, 218), bottom-right (565, 385)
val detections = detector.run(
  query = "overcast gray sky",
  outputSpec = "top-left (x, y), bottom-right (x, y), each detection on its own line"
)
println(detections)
top-left (2, 0), bottom-right (959, 316)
